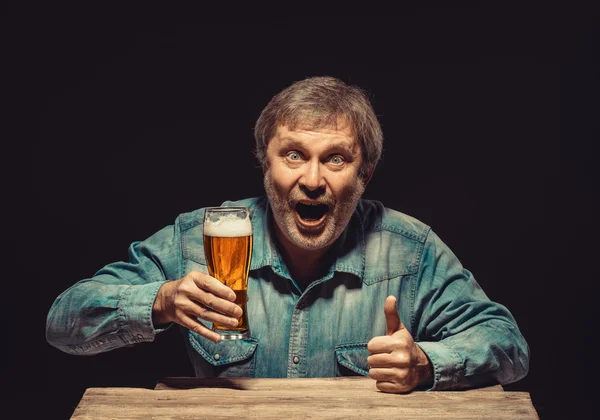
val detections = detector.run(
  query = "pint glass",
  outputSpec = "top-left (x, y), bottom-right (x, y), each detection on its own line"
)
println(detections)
top-left (203, 207), bottom-right (252, 340)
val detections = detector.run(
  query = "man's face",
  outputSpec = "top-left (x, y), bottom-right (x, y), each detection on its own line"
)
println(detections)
top-left (264, 123), bottom-right (366, 253)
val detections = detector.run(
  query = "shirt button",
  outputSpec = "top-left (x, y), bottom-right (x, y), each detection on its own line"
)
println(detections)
top-left (214, 354), bottom-right (221, 361)
top-left (293, 356), bottom-right (300, 364)
top-left (137, 334), bottom-right (144, 339)
top-left (98, 340), bottom-right (104, 345)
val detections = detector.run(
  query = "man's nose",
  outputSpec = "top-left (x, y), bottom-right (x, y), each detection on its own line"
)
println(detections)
top-left (299, 159), bottom-right (326, 192)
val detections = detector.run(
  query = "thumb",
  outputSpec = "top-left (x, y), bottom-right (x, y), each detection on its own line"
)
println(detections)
top-left (384, 295), bottom-right (405, 336)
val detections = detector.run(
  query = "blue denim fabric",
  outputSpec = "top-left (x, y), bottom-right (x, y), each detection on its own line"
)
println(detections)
top-left (47, 197), bottom-right (529, 389)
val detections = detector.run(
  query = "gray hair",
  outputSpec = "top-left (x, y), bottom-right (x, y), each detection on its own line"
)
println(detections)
top-left (254, 76), bottom-right (383, 180)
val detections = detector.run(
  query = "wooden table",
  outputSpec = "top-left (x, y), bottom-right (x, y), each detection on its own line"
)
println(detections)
top-left (71, 377), bottom-right (539, 419)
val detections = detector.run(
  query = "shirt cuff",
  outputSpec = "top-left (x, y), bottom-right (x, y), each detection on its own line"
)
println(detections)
top-left (118, 281), bottom-right (170, 341)
top-left (416, 341), bottom-right (465, 390)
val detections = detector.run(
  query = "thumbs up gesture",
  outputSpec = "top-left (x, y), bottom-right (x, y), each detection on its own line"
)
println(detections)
top-left (367, 296), bottom-right (433, 393)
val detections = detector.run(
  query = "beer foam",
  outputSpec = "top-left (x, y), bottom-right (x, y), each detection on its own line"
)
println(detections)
top-left (204, 213), bottom-right (252, 237)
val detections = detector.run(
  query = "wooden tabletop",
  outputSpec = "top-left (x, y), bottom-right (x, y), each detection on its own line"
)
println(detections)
top-left (71, 377), bottom-right (539, 419)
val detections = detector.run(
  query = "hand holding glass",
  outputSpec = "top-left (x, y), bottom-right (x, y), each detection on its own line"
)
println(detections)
top-left (203, 207), bottom-right (252, 340)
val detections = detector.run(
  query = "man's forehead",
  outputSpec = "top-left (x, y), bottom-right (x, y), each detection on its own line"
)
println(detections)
top-left (273, 124), bottom-right (357, 146)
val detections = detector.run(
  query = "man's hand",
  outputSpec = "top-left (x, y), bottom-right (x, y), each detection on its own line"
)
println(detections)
top-left (367, 296), bottom-right (433, 393)
top-left (152, 271), bottom-right (242, 343)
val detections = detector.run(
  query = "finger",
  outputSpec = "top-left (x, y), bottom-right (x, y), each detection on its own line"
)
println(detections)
top-left (368, 335), bottom-right (402, 354)
top-left (188, 271), bottom-right (237, 301)
top-left (368, 334), bottom-right (411, 354)
top-left (368, 367), bottom-right (403, 382)
top-left (368, 351), bottom-right (412, 369)
top-left (186, 287), bottom-right (243, 318)
top-left (177, 313), bottom-right (222, 343)
top-left (384, 295), bottom-right (405, 335)
top-left (375, 381), bottom-right (412, 394)
top-left (367, 353), bottom-right (392, 368)
top-left (181, 300), bottom-right (240, 328)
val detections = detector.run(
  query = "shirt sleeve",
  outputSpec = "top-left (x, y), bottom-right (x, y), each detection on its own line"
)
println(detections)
top-left (412, 230), bottom-right (530, 390)
top-left (46, 220), bottom-right (182, 355)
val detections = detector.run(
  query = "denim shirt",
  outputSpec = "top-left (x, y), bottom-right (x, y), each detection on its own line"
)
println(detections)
top-left (46, 197), bottom-right (529, 390)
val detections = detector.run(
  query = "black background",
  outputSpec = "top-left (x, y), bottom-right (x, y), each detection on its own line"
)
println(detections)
top-left (2, 4), bottom-right (597, 419)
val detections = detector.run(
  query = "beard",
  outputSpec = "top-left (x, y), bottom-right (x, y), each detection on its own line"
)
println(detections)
top-left (263, 170), bottom-right (365, 251)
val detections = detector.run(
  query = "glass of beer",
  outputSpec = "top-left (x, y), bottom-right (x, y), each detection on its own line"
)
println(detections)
top-left (203, 207), bottom-right (252, 340)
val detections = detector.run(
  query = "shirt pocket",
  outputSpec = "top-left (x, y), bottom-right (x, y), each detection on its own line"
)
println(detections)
top-left (334, 342), bottom-right (370, 377)
top-left (188, 331), bottom-right (258, 378)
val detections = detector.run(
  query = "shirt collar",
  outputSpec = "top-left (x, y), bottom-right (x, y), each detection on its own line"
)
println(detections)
top-left (249, 197), bottom-right (366, 282)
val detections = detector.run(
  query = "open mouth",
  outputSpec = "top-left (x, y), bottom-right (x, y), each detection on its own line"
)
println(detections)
top-left (295, 202), bottom-right (329, 223)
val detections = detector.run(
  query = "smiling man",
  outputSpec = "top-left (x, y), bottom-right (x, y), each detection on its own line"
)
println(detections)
top-left (47, 76), bottom-right (529, 393)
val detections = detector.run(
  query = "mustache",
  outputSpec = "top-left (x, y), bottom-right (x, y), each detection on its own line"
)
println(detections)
top-left (287, 189), bottom-right (336, 207)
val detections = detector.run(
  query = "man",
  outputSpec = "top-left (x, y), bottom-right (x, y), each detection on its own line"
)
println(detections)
top-left (47, 76), bottom-right (529, 393)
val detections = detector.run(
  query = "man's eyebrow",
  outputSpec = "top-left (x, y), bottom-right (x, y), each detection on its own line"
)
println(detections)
top-left (277, 137), bottom-right (304, 147)
top-left (277, 137), bottom-right (355, 154)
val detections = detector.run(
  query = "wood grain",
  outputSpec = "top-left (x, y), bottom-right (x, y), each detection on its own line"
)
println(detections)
top-left (71, 377), bottom-right (538, 419)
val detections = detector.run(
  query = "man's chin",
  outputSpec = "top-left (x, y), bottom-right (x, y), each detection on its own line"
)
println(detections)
top-left (286, 220), bottom-right (336, 251)
top-left (289, 235), bottom-right (331, 251)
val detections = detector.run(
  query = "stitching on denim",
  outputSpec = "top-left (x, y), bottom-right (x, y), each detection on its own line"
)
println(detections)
top-left (300, 301), bottom-right (309, 377)
top-left (144, 281), bottom-right (163, 336)
top-left (180, 218), bottom-right (201, 231)
top-left (334, 344), bottom-right (369, 376)
top-left (362, 225), bottom-right (430, 285)
top-left (423, 341), bottom-right (465, 388)
top-left (175, 216), bottom-right (184, 280)
top-left (188, 333), bottom-right (258, 366)
top-left (356, 211), bottom-right (367, 280)
top-left (331, 266), bottom-right (363, 277)
top-left (181, 219), bottom-right (189, 262)
top-left (179, 208), bottom-right (205, 232)
top-left (68, 333), bottom-right (131, 354)
top-left (330, 211), bottom-right (366, 280)
top-left (409, 228), bottom-right (427, 274)
top-left (409, 229), bottom-right (429, 331)
top-left (439, 340), bottom-right (465, 379)
top-left (372, 222), bottom-right (428, 243)
top-left (338, 359), bottom-right (368, 376)
top-left (334, 342), bottom-right (368, 350)
top-left (363, 271), bottom-right (416, 286)
top-left (409, 271), bottom-right (418, 335)
top-left (180, 209), bottom-right (206, 265)
top-left (116, 285), bottom-right (132, 330)
top-left (182, 227), bottom-right (206, 265)
top-left (334, 343), bottom-right (369, 376)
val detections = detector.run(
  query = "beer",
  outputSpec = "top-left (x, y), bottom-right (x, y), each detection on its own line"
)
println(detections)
top-left (203, 207), bottom-right (252, 339)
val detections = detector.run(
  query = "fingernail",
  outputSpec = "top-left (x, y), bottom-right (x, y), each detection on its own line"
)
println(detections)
top-left (229, 292), bottom-right (236, 300)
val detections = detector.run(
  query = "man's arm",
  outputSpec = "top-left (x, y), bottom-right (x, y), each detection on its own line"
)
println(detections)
top-left (46, 223), bottom-right (182, 355)
top-left (412, 230), bottom-right (530, 390)
top-left (367, 230), bottom-right (529, 392)
top-left (46, 219), bottom-right (241, 355)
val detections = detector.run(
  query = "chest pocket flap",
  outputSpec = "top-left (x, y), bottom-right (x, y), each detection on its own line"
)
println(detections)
top-left (189, 332), bottom-right (258, 366)
top-left (335, 343), bottom-right (370, 376)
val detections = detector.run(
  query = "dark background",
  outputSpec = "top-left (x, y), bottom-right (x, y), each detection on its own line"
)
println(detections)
top-left (2, 4), bottom-right (597, 419)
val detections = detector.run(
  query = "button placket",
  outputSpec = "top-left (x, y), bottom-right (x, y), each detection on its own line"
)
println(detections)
top-left (287, 297), bottom-right (309, 378)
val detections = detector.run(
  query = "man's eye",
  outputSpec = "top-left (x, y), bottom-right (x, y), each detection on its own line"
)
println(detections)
top-left (330, 155), bottom-right (345, 165)
top-left (287, 152), bottom-right (301, 161)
